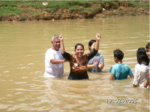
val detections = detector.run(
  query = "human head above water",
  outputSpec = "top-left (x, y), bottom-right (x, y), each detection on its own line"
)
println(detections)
top-left (113, 49), bottom-right (124, 60)
top-left (137, 47), bottom-right (149, 65)
top-left (146, 42), bottom-right (150, 49)
top-left (52, 35), bottom-right (59, 41)
top-left (88, 40), bottom-right (96, 50)
top-left (146, 42), bottom-right (150, 59)
top-left (75, 43), bottom-right (84, 51)
top-left (51, 35), bottom-right (60, 51)
top-left (74, 43), bottom-right (84, 58)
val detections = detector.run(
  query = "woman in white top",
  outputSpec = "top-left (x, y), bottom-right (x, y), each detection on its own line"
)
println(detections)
top-left (133, 48), bottom-right (149, 88)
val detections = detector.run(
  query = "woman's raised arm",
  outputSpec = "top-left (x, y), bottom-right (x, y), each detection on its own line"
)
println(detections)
top-left (59, 34), bottom-right (65, 54)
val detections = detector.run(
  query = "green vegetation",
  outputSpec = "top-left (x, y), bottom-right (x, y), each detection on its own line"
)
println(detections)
top-left (0, 6), bottom-right (21, 17)
top-left (0, 1), bottom-right (149, 20)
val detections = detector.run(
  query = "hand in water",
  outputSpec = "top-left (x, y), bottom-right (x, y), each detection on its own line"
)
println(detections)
top-left (96, 33), bottom-right (101, 40)
top-left (59, 34), bottom-right (63, 41)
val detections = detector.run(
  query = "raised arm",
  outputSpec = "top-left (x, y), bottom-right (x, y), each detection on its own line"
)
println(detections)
top-left (87, 33), bottom-right (101, 60)
top-left (59, 34), bottom-right (65, 54)
top-left (95, 33), bottom-right (101, 51)
top-left (59, 34), bottom-right (72, 61)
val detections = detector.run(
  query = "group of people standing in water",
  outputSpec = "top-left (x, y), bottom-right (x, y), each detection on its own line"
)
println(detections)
top-left (44, 34), bottom-right (150, 88)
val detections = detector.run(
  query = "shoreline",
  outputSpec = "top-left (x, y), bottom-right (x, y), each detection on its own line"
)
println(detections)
top-left (0, 1), bottom-right (149, 21)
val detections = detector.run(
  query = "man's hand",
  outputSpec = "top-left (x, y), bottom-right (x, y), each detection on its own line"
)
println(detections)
top-left (63, 59), bottom-right (67, 62)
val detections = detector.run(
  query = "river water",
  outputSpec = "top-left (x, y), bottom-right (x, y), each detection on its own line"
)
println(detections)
top-left (0, 16), bottom-right (149, 112)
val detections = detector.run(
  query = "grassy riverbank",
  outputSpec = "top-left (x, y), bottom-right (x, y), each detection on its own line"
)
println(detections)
top-left (0, 1), bottom-right (149, 21)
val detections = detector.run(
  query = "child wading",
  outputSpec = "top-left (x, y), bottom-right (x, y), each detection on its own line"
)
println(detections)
top-left (109, 49), bottom-right (134, 80)
top-left (133, 46), bottom-right (150, 88)
top-left (87, 40), bottom-right (104, 73)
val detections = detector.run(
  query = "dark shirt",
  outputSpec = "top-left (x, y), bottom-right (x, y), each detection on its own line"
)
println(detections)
top-left (62, 49), bottom-right (97, 80)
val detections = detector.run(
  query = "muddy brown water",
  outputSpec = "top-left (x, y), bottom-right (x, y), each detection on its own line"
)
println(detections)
top-left (0, 16), bottom-right (149, 112)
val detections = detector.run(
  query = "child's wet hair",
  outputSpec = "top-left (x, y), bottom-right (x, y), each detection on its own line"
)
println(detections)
top-left (146, 42), bottom-right (150, 49)
top-left (75, 43), bottom-right (84, 50)
top-left (88, 40), bottom-right (96, 50)
top-left (114, 49), bottom-right (124, 60)
top-left (137, 47), bottom-right (149, 65)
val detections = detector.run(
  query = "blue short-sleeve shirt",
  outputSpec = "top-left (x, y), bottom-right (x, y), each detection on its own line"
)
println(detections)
top-left (109, 64), bottom-right (133, 80)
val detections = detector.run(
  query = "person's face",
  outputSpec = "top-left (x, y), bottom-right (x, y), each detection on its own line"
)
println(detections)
top-left (51, 37), bottom-right (60, 51)
top-left (146, 48), bottom-right (150, 59)
top-left (89, 42), bottom-right (96, 51)
top-left (75, 45), bottom-right (84, 58)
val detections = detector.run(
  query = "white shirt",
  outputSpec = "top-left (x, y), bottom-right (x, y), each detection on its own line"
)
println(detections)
top-left (44, 48), bottom-right (64, 77)
top-left (133, 64), bottom-right (149, 88)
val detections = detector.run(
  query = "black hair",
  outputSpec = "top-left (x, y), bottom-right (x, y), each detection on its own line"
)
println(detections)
top-left (75, 43), bottom-right (84, 50)
top-left (114, 49), bottom-right (124, 60)
top-left (146, 42), bottom-right (150, 49)
top-left (137, 47), bottom-right (149, 65)
top-left (88, 40), bottom-right (96, 50)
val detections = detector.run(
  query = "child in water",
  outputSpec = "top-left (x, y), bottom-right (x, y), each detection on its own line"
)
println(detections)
top-left (109, 49), bottom-right (134, 80)
top-left (133, 47), bottom-right (149, 88)
top-left (87, 40), bottom-right (104, 72)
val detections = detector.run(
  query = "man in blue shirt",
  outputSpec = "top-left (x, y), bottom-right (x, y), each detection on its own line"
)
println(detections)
top-left (109, 49), bottom-right (134, 80)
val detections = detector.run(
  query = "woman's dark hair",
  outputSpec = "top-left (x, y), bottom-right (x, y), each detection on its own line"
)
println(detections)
top-left (146, 42), bottom-right (150, 49)
top-left (137, 47), bottom-right (149, 65)
top-left (75, 43), bottom-right (84, 50)
top-left (114, 49), bottom-right (124, 60)
top-left (88, 40), bottom-right (96, 50)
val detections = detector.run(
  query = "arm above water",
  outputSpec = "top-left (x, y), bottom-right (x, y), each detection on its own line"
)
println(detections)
top-left (50, 59), bottom-right (66, 64)
top-left (59, 34), bottom-right (72, 61)
top-left (59, 34), bottom-right (65, 55)
top-left (128, 65), bottom-right (134, 79)
top-left (88, 33), bottom-right (101, 60)
top-left (98, 63), bottom-right (104, 69)
top-left (98, 55), bottom-right (104, 69)
top-left (143, 73), bottom-right (150, 88)
top-left (132, 65), bottom-right (140, 88)
top-left (110, 74), bottom-right (115, 80)
top-left (109, 66), bottom-right (115, 80)
top-left (95, 33), bottom-right (101, 51)
top-left (87, 61), bottom-right (97, 69)
top-left (130, 75), bottom-right (134, 79)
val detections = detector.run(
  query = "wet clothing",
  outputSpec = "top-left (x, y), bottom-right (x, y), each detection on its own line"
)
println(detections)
top-left (109, 64), bottom-right (133, 80)
top-left (62, 49), bottom-right (97, 80)
top-left (88, 53), bottom-right (104, 72)
top-left (133, 64), bottom-right (149, 88)
top-left (44, 48), bottom-right (64, 77)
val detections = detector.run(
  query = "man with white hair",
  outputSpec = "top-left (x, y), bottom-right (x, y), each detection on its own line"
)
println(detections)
top-left (44, 35), bottom-right (66, 77)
